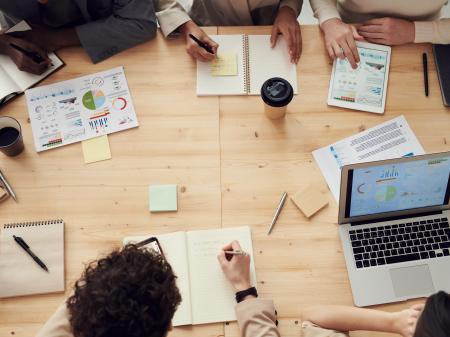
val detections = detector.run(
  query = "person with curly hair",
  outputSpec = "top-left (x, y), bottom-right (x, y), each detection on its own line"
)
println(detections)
top-left (35, 240), bottom-right (280, 337)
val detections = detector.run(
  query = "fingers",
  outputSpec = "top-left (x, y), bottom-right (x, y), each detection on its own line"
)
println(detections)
top-left (203, 35), bottom-right (219, 55)
top-left (187, 44), bottom-right (214, 62)
top-left (331, 41), bottom-right (344, 60)
top-left (363, 18), bottom-right (387, 26)
top-left (270, 26), bottom-right (279, 48)
top-left (296, 28), bottom-right (302, 63)
top-left (217, 250), bottom-right (228, 266)
top-left (351, 25), bottom-right (365, 42)
top-left (346, 32), bottom-right (360, 65)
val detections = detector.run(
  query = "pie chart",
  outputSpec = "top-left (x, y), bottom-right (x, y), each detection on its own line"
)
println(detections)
top-left (82, 90), bottom-right (106, 110)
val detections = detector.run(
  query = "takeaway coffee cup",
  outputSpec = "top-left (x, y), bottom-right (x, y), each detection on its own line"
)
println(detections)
top-left (261, 77), bottom-right (294, 119)
top-left (0, 116), bottom-right (24, 157)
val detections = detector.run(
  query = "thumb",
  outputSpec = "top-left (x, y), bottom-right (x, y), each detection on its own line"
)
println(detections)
top-left (351, 25), bottom-right (364, 41)
top-left (270, 26), bottom-right (279, 48)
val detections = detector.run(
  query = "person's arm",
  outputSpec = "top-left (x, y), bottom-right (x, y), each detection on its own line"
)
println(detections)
top-left (155, 0), bottom-right (191, 37)
top-left (280, 0), bottom-right (303, 18)
top-left (35, 303), bottom-right (73, 337)
top-left (302, 304), bottom-right (424, 337)
top-left (74, 0), bottom-right (157, 63)
top-left (309, 0), bottom-right (340, 25)
top-left (217, 241), bottom-right (280, 337)
top-left (414, 19), bottom-right (450, 44)
top-left (271, 5), bottom-right (302, 64)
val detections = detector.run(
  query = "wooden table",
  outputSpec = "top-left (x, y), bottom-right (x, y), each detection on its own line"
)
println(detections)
top-left (0, 25), bottom-right (449, 337)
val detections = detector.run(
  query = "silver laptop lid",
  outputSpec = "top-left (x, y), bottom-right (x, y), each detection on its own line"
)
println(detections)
top-left (338, 152), bottom-right (450, 224)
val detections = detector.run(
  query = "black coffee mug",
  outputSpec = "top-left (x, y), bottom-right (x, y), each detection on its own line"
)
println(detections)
top-left (0, 117), bottom-right (24, 157)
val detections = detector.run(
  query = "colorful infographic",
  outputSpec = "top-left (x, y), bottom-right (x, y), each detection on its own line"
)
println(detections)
top-left (25, 67), bottom-right (139, 152)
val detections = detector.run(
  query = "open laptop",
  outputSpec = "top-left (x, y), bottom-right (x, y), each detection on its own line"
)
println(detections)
top-left (433, 44), bottom-right (450, 106)
top-left (338, 151), bottom-right (450, 306)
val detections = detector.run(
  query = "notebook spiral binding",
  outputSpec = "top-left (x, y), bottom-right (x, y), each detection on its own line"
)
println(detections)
top-left (3, 219), bottom-right (63, 229)
top-left (243, 35), bottom-right (250, 94)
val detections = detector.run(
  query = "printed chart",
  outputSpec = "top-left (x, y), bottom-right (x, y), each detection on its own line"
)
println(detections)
top-left (26, 67), bottom-right (139, 152)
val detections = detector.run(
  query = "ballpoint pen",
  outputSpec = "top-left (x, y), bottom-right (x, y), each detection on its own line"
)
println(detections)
top-left (0, 169), bottom-right (17, 201)
top-left (188, 34), bottom-right (214, 55)
top-left (224, 250), bottom-right (248, 256)
top-left (13, 235), bottom-right (49, 272)
top-left (267, 192), bottom-right (288, 235)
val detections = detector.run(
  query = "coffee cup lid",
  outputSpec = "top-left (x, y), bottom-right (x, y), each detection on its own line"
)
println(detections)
top-left (260, 77), bottom-right (294, 107)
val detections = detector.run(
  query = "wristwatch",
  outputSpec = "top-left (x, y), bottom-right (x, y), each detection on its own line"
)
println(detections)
top-left (235, 286), bottom-right (258, 303)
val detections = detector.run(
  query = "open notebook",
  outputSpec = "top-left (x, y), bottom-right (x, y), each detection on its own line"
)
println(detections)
top-left (124, 226), bottom-right (256, 326)
top-left (197, 35), bottom-right (298, 96)
top-left (0, 219), bottom-right (65, 298)
top-left (0, 21), bottom-right (64, 106)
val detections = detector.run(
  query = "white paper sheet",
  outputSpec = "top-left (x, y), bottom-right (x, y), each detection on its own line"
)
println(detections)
top-left (313, 116), bottom-right (425, 203)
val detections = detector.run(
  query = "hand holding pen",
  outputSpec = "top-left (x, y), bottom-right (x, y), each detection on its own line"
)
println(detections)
top-left (217, 241), bottom-right (252, 292)
top-left (179, 20), bottom-right (218, 62)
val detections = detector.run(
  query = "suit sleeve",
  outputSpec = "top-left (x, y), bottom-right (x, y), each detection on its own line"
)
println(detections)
top-left (235, 298), bottom-right (281, 337)
top-left (75, 0), bottom-right (157, 63)
top-left (414, 19), bottom-right (450, 44)
top-left (279, 0), bottom-right (304, 17)
top-left (154, 0), bottom-right (191, 37)
top-left (35, 303), bottom-right (73, 337)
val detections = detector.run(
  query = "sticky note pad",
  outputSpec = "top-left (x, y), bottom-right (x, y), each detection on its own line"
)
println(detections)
top-left (81, 135), bottom-right (111, 164)
top-left (149, 184), bottom-right (177, 212)
top-left (211, 53), bottom-right (238, 76)
top-left (291, 185), bottom-right (329, 218)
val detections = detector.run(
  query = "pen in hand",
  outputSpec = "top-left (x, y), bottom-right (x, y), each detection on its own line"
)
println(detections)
top-left (188, 34), bottom-right (215, 55)
top-left (13, 235), bottom-right (49, 272)
top-left (9, 43), bottom-right (46, 64)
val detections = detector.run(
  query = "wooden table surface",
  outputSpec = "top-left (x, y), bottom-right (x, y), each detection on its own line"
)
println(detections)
top-left (0, 25), bottom-right (449, 337)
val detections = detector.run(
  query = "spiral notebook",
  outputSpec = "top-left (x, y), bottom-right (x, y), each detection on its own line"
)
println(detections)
top-left (0, 219), bottom-right (65, 298)
top-left (197, 35), bottom-right (298, 96)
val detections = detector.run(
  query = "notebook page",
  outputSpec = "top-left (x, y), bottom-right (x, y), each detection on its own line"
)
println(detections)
top-left (186, 226), bottom-right (256, 325)
top-left (0, 220), bottom-right (64, 298)
top-left (196, 35), bottom-right (246, 96)
top-left (0, 64), bottom-right (20, 99)
top-left (124, 232), bottom-right (193, 326)
top-left (247, 35), bottom-right (298, 95)
top-left (2, 53), bottom-right (64, 92)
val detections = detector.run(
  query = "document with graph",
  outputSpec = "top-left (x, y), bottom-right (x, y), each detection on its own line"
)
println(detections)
top-left (328, 42), bottom-right (391, 114)
top-left (312, 116), bottom-right (424, 203)
top-left (124, 226), bottom-right (256, 326)
top-left (25, 66), bottom-right (138, 152)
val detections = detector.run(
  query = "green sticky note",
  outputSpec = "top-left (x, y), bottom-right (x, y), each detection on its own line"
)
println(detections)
top-left (149, 185), bottom-right (177, 212)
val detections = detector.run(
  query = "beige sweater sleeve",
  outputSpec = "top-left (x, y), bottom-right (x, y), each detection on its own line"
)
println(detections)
top-left (415, 19), bottom-right (450, 44)
top-left (309, 0), bottom-right (340, 24)
top-left (155, 0), bottom-right (191, 37)
top-left (35, 303), bottom-right (73, 337)
top-left (235, 298), bottom-right (281, 337)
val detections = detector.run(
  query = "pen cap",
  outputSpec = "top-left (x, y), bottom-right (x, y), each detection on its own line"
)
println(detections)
top-left (0, 116), bottom-right (24, 157)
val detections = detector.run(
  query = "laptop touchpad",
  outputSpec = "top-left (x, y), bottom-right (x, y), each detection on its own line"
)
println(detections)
top-left (390, 265), bottom-right (435, 298)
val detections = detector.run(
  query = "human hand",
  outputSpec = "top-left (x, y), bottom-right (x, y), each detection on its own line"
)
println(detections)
top-left (357, 17), bottom-right (415, 46)
top-left (391, 303), bottom-right (425, 337)
top-left (321, 18), bottom-right (363, 69)
top-left (0, 34), bottom-right (51, 75)
top-left (271, 6), bottom-right (301, 64)
top-left (217, 241), bottom-right (251, 292)
top-left (179, 20), bottom-right (219, 62)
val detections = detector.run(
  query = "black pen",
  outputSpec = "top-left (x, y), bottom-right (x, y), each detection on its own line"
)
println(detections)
top-left (188, 33), bottom-right (214, 55)
top-left (9, 43), bottom-right (46, 64)
top-left (13, 235), bottom-right (49, 272)
top-left (422, 53), bottom-right (429, 97)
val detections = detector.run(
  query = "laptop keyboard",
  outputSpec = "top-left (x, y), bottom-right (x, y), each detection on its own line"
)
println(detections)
top-left (350, 217), bottom-right (450, 269)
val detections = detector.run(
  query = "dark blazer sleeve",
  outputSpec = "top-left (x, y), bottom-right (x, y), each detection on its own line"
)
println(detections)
top-left (75, 0), bottom-right (157, 63)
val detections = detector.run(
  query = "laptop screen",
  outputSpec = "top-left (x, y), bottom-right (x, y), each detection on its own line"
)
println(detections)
top-left (346, 155), bottom-right (450, 218)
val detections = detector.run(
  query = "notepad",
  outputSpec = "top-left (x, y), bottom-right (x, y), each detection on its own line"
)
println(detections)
top-left (82, 135), bottom-right (111, 164)
top-left (197, 35), bottom-right (298, 96)
top-left (124, 226), bottom-right (256, 326)
top-left (0, 21), bottom-right (64, 106)
top-left (0, 219), bottom-right (65, 298)
top-left (211, 53), bottom-right (238, 76)
top-left (149, 184), bottom-right (177, 212)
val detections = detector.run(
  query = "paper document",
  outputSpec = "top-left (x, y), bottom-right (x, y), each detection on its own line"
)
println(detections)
top-left (313, 116), bottom-right (425, 203)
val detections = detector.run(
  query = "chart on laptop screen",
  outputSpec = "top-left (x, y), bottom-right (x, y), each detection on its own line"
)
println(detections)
top-left (349, 157), bottom-right (450, 217)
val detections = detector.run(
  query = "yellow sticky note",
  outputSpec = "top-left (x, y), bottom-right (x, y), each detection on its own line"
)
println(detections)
top-left (81, 135), bottom-right (111, 164)
top-left (211, 53), bottom-right (238, 76)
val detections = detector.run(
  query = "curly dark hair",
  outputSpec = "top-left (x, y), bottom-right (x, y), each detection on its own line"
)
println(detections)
top-left (414, 291), bottom-right (450, 337)
top-left (67, 244), bottom-right (181, 337)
